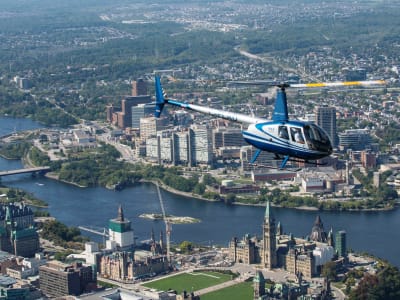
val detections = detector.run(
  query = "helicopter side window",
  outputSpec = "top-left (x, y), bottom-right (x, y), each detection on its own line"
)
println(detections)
top-left (291, 128), bottom-right (305, 144)
top-left (304, 125), bottom-right (315, 141)
top-left (305, 124), bottom-right (329, 143)
top-left (278, 126), bottom-right (289, 140)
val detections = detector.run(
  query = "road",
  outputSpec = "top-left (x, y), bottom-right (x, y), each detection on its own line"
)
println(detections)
top-left (235, 47), bottom-right (320, 82)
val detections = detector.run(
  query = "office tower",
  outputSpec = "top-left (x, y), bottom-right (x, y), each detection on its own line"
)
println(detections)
top-left (131, 103), bottom-right (155, 129)
top-left (335, 230), bottom-right (347, 258)
top-left (338, 129), bottom-right (372, 151)
top-left (174, 131), bottom-right (189, 165)
top-left (212, 128), bottom-right (245, 150)
top-left (189, 124), bottom-right (213, 166)
top-left (345, 68), bottom-right (367, 81)
top-left (263, 201), bottom-right (277, 269)
top-left (140, 116), bottom-right (166, 140)
top-left (106, 104), bottom-right (115, 123)
top-left (361, 151), bottom-right (377, 169)
top-left (131, 78), bottom-right (147, 96)
top-left (315, 106), bottom-right (337, 146)
top-left (39, 261), bottom-right (94, 297)
top-left (107, 205), bottom-right (134, 251)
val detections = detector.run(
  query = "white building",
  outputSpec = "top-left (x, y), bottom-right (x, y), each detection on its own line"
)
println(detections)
top-left (302, 177), bottom-right (324, 193)
top-left (189, 124), bottom-right (213, 165)
top-left (313, 246), bottom-right (335, 271)
top-left (107, 205), bottom-right (135, 251)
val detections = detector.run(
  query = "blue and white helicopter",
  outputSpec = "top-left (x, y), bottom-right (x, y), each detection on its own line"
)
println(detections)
top-left (154, 76), bottom-right (384, 168)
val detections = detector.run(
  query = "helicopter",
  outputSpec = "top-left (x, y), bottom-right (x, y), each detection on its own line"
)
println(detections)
top-left (154, 76), bottom-right (385, 169)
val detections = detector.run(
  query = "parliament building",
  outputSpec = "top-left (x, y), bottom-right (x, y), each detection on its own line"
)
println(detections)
top-left (229, 202), bottom-right (344, 278)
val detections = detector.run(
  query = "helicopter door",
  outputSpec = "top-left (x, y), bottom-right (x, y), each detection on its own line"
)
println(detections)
top-left (290, 127), bottom-right (305, 144)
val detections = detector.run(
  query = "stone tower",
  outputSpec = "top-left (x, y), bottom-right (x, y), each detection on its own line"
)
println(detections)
top-left (253, 270), bottom-right (266, 299)
top-left (310, 215), bottom-right (328, 243)
top-left (107, 205), bottom-right (135, 250)
top-left (263, 200), bottom-right (277, 269)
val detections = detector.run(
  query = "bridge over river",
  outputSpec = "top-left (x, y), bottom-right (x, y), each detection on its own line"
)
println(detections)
top-left (0, 166), bottom-right (51, 177)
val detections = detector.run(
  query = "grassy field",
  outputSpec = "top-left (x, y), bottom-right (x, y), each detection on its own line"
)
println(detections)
top-left (201, 281), bottom-right (253, 300)
top-left (142, 271), bottom-right (233, 294)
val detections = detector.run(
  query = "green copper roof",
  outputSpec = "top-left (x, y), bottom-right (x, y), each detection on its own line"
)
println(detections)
top-left (12, 228), bottom-right (38, 240)
top-left (109, 220), bottom-right (131, 233)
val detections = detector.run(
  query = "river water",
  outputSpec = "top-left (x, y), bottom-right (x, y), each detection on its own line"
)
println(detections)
top-left (0, 117), bottom-right (399, 267)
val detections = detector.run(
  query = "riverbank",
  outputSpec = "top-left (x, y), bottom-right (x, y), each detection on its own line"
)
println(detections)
top-left (2, 139), bottom-right (396, 213)
top-left (29, 174), bottom-right (400, 213)
top-left (44, 172), bottom-right (88, 188)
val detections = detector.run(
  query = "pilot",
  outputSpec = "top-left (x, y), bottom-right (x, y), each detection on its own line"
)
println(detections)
top-left (279, 126), bottom-right (289, 139)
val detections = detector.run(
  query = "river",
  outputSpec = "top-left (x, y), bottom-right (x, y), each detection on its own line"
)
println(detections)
top-left (0, 117), bottom-right (399, 267)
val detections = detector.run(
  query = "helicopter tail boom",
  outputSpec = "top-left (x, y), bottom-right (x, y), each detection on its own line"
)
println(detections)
top-left (154, 76), bottom-right (266, 124)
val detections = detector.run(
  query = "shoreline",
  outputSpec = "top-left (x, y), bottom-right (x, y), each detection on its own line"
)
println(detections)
top-left (0, 152), bottom-right (396, 213)
top-left (19, 173), bottom-right (400, 213)
top-left (142, 180), bottom-right (397, 213)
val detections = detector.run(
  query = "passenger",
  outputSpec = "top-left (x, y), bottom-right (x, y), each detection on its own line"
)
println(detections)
top-left (294, 129), bottom-right (305, 144)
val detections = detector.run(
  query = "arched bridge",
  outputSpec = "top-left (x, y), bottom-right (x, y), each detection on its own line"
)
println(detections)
top-left (0, 166), bottom-right (51, 177)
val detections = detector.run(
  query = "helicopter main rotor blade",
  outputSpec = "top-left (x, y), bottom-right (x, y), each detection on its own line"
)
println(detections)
top-left (290, 80), bottom-right (386, 88)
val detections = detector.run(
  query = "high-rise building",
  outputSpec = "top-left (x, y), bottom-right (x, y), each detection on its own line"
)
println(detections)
top-left (361, 151), bottom-right (376, 169)
top-left (131, 78), bottom-right (148, 96)
top-left (339, 129), bottom-right (372, 151)
top-left (345, 68), bottom-right (367, 81)
top-left (107, 205), bottom-right (134, 251)
top-left (188, 124), bottom-right (213, 166)
top-left (140, 117), bottom-right (166, 140)
top-left (120, 96), bottom-right (151, 128)
top-left (212, 128), bottom-right (245, 150)
top-left (131, 103), bottom-right (155, 129)
top-left (315, 106), bottom-right (337, 147)
top-left (106, 104), bottom-right (115, 123)
top-left (335, 230), bottom-right (347, 258)
top-left (174, 131), bottom-right (190, 165)
top-left (263, 201), bottom-right (277, 269)
top-left (39, 261), bottom-right (94, 298)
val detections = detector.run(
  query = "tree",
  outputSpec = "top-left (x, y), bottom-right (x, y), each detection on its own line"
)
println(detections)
top-left (349, 265), bottom-right (400, 300)
top-left (321, 261), bottom-right (337, 281)
top-left (179, 241), bottom-right (194, 254)
top-left (202, 173), bottom-right (217, 186)
top-left (193, 183), bottom-right (206, 195)
top-left (224, 193), bottom-right (236, 205)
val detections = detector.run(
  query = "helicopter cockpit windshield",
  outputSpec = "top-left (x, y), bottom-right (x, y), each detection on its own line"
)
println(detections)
top-left (303, 124), bottom-right (332, 153)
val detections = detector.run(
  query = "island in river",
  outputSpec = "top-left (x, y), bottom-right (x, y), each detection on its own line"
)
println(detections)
top-left (139, 213), bottom-right (200, 224)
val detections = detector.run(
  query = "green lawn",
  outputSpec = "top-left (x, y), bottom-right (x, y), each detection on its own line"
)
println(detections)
top-left (142, 271), bottom-right (232, 294)
top-left (201, 281), bottom-right (253, 300)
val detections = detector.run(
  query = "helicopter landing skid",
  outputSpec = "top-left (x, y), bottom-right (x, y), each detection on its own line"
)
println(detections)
top-left (250, 157), bottom-right (326, 171)
top-left (249, 163), bottom-right (301, 171)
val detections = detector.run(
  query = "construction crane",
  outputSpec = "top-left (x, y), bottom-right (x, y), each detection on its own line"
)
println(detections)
top-left (78, 226), bottom-right (108, 246)
top-left (156, 182), bottom-right (171, 262)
